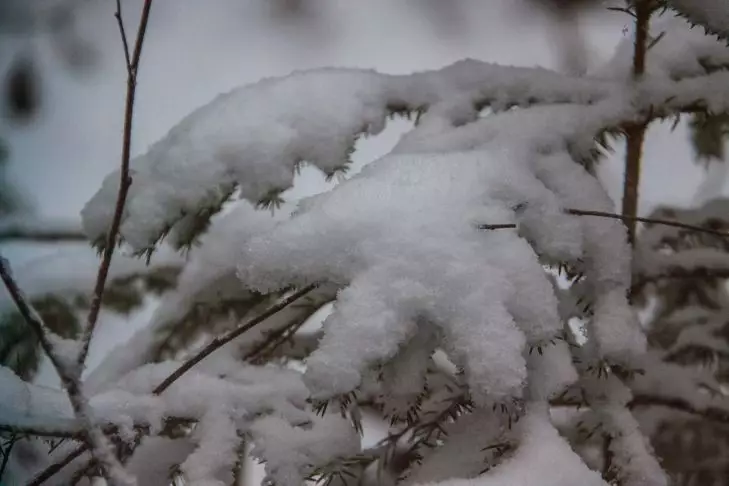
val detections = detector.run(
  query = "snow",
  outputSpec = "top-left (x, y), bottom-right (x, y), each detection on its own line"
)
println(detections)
top-left (412, 404), bottom-right (607, 486)
top-left (0, 245), bottom-right (183, 314)
top-left (250, 413), bottom-right (361, 486)
top-left (18, 8), bottom-right (729, 486)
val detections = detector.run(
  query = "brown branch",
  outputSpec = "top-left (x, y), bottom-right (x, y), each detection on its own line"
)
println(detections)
top-left (621, 0), bottom-right (652, 245)
top-left (76, 0), bottom-right (155, 372)
top-left (0, 433), bottom-right (19, 480)
top-left (0, 424), bottom-right (80, 440)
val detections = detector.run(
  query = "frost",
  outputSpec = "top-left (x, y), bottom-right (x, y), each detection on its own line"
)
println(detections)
top-left (250, 413), bottom-right (361, 486)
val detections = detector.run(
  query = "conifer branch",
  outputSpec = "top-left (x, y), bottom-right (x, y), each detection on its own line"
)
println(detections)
top-left (0, 256), bottom-right (131, 485)
top-left (76, 0), bottom-right (155, 372)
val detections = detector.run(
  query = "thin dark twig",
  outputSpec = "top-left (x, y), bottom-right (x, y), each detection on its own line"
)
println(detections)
top-left (27, 445), bottom-right (87, 486)
top-left (153, 284), bottom-right (317, 394)
top-left (0, 256), bottom-right (65, 373)
top-left (77, 0), bottom-right (155, 371)
top-left (114, 0), bottom-right (132, 73)
top-left (476, 208), bottom-right (729, 239)
top-left (631, 267), bottom-right (729, 294)
top-left (551, 395), bottom-right (729, 423)
top-left (129, 0), bottom-right (154, 73)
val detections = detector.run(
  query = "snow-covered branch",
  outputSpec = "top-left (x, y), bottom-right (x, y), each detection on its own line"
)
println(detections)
top-left (0, 256), bottom-right (134, 485)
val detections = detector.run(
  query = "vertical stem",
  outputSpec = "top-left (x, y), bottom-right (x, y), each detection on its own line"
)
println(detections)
top-left (76, 0), bottom-right (154, 372)
top-left (621, 0), bottom-right (652, 245)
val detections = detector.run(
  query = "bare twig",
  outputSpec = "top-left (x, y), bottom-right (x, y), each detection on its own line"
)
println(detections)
top-left (567, 208), bottom-right (729, 238)
top-left (77, 0), bottom-right (155, 371)
top-left (631, 267), bottom-right (729, 294)
top-left (27, 444), bottom-right (87, 486)
top-left (0, 256), bottom-right (132, 485)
